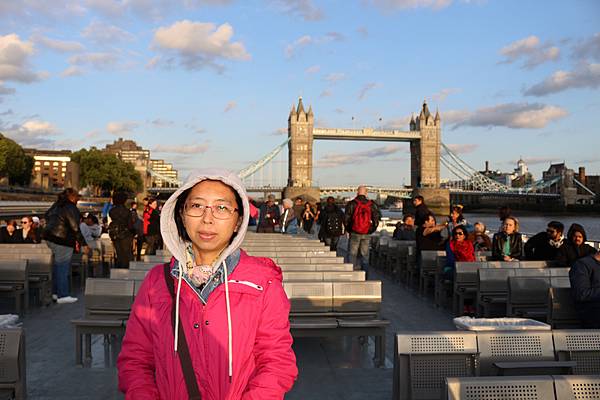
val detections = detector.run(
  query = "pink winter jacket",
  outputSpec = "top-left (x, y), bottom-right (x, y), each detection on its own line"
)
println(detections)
top-left (117, 250), bottom-right (298, 399)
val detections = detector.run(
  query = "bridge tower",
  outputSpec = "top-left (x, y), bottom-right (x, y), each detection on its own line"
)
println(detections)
top-left (410, 101), bottom-right (441, 188)
top-left (285, 97), bottom-right (320, 201)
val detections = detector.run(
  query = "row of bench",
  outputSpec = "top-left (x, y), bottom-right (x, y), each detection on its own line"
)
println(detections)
top-left (73, 233), bottom-right (391, 367)
top-left (444, 375), bottom-right (600, 400)
top-left (0, 328), bottom-right (25, 400)
top-left (393, 329), bottom-right (600, 399)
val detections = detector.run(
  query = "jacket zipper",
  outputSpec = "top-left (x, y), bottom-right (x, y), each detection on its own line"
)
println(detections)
top-left (228, 280), bottom-right (263, 291)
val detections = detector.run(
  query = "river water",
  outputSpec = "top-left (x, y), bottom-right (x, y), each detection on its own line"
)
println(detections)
top-left (381, 210), bottom-right (600, 241)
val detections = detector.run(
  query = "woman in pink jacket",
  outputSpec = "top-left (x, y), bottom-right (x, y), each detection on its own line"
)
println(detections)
top-left (117, 169), bottom-right (297, 399)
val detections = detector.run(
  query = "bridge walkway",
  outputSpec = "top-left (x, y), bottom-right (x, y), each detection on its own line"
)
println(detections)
top-left (9, 247), bottom-right (454, 400)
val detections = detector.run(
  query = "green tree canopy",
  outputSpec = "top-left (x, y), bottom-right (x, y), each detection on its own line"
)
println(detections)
top-left (0, 133), bottom-right (34, 185)
top-left (71, 148), bottom-right (143, 194)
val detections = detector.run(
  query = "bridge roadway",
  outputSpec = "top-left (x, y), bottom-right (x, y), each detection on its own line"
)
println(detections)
top-left (11, 238), bottom-right (455, 400)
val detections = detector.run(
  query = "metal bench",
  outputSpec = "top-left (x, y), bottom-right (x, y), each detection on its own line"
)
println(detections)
top-left (393, 331), bottom-right (478, 400)
top-left (553, 375), bottom-right (600, 400)
top-left (453, 262), bottom-right (487, 316)
top-left (507, 269), bottom-right (570, 320)
top-left (476, 330), bottom-right (559, 376)
top-left (419, 250), bottom-right (446, 297)
top-left (109, 269), bottom-right (149, 280)
top-left (71, 278), bottom-right (134, 366)
top-left (553, 330), bottom-right (600, 375)
top-left (0, 260), bottom-right (28, 315)
top-left (0, 328), bottom-right (26, 400)
top-left (477, 268), bottom-right (517, 317)
top-left (283, 271), bottom-right (365, 282)
top-left (444, 375), bottom-right (555, 400)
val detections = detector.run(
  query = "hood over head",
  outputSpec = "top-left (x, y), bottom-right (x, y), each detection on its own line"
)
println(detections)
top-left (567, 223), bottom-right (587, 243)
top-left (160, 168), bottom-right (250, 271)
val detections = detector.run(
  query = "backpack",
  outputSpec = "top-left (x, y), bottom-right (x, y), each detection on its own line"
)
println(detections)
top-left (326, 211), bottom-right (344, 236)
top-left (352, 200), bottom-right (373, 234)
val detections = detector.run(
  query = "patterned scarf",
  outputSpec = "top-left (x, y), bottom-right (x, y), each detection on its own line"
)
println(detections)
top-left (185, 243), bottom-right (221, 287)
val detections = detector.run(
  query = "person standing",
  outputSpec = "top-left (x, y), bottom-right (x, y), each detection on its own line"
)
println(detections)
top-left (144, 198), bottom-right (161, 255)
top-left (43, 188), bottom-right (88, 304)
top-left (569, 251), bottom-right (600, 328)
top-left (344, 186), bottom-right (381, 273)
top-left (319, 196), bottom-right (344, 251)
top-left (301, 202), bottom-right (315, 234)
top-left (412, 195), bottom-right (431, 227)
top-left (117, 169), bottom-right (297, 398)
top-left (280, 198), bottom-right (299, 234)
top-left (257, 194), bottom-right (280, 233)
top-left (491, 216), bottom-right (522, 261)
top-left (109, 192), bottom-right (135, 268)
top-left (130, 201), bottom-right (144, 261)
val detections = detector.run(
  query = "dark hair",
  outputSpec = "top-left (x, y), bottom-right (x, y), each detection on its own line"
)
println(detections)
top-left (423, 212), bottom-right (436, 225)
top-left (547, 221), bottom-right (564, 234)
top-left (403, 213), bottom-right (414, 222)
top-left (57, 188), bottom-right (78, 205)
top-left (498, 206), bottom-right (512, 221)
top-left (452, 224), bottom-right (467, 237)
top-left (326, 196), bottom-right (335, 203)
top-left (567, 223), bottom-right (587, 243)
top-left (450, 206), bottom-right (464, 222)
top-left (414, 195), bottom-right (424, 202)
top-left (87, 214), bottom-right (99, 224)
top-left (174, 180), bottom-right (244, 243)
top-left (112, 191), bottom-right (128, 206)
top-left (7, 220), bottom-right (18, 228)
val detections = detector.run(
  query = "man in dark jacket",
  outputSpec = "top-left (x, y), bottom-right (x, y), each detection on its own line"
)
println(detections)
top-left (524, 221), bottom-right (564, 261)
top-left (109, 192), bottom-right (135, 268)
top-left (344, 186), bottom-right (381, 273)
top-left (412, 195), bottom-right (431, 227)
top-left (319, 196), bottom-right (345, 251)
top-left (569, 251), bottom-right (600, 328)
top-left (558, 223), bottom-right (596, 267)
top-left (393, 214), bottom-right (416, 241)
top-left (44, 188), bottom-right (88, 304)
top-left (257, 194), bottom-right (280, 233)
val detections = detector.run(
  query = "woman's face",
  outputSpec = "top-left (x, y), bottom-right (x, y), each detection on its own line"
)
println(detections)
top-left (450, 210), bottom-right (460, 221)
top-left (572, 231), bottom-right (584, 246)
top-left (182, 180), bottom-right (241, 260)
top-left (454, 229), bottom-right (466, 242)
top-left (6, 224), bottom-right (15, 234)
top-left (503, 218), bottom-right (516, 234)
top-left (424, 216), bottom-right (435, 227)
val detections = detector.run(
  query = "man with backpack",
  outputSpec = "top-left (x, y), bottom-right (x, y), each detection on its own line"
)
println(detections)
top-left (319, 196), bottom-right (345, 251)
top-left (344, 186), bottom-right (381, 273)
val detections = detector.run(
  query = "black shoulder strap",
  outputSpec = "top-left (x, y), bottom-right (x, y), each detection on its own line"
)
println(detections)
top-left (163, 264), bottom-right (202, 400)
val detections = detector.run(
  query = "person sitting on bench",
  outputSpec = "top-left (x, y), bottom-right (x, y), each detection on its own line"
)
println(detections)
top-left (569, 250), bottom-right (600, 329)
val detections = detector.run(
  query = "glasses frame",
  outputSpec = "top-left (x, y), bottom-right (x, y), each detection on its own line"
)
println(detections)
top-left (183, 203), bottom-right (239, 220)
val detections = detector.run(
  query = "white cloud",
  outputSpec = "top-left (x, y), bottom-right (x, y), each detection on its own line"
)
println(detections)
top-left (82, 20), bottom-right (135, 44)
top-left (0, 34), bottom-right (46, 83)
top-left (441, 109), bottom-right (471, 125)
top-left (319, 89), bottom-right (332, 98)
top-left (69, 52), bottom-right (119, 69)
top-left (0, 1), bottom-right (86, 22)
top-left (305, 65), bottom-right (320, 74)
top-left (382, 116), bottom-right (411, 129)
top-left (0, 84), bottom-right (16, 95)
top-left (60, 66), bottom-right (84, 77)
top-left (571, 32), bottom-right (600, 62)
top-left (106, 121), bottom-right (139, 135)
top-left (323, 72), bottom-right (346, 84)
top-left (3, 119), bottom-right (60, 147)
top-left (285, 35), bottom-right (313, 58)
top-left (358, 82), bottom-right (380, 100)
top-left (271, 127), bottom-right (287, 136)
top-left (446, 143), bottom-right (479, 154)
top-left (150, 118), bottom-right (174, 127)
top-left (431, 87), bottom-right (460, 102)
top-left (152, 143), bottom-right (210, 154)
top-left (317, 144), bottom-right (403, 167)
top-left (499, 35), bottom-right (560, 69)
top-left (32, 34), bottom-right (84, 53)
top-left (152, 20), bottom-right (250, 71)
top-left (224, 101), bottom-right (237, 112)
top-left (524, 63), bottom-right (600, 96)
top-left (270, 0), bottom-right (324, 21)
top-left (451, 102), bottom-right (568, 129)
top-left (366, 0), bottom-right (453, 11)
top-left (284, 32), bottom-right (344, 58)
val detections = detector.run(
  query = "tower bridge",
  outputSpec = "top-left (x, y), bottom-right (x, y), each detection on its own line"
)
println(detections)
top-left (148, 98), bottom-right (596, 210)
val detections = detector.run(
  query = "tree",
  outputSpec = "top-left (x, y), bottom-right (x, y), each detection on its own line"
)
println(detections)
top-left (0, 133), bottom-right (34, 185)
top-left (71, 148), bottom-right (143, 194)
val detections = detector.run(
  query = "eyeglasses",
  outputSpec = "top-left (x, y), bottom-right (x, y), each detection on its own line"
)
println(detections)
top-left (455, 232), bottom-right (465, 236)
top-left (21, 220), bottom-right (29, 224)
top-left (184, 203), bottom-right (238, 219)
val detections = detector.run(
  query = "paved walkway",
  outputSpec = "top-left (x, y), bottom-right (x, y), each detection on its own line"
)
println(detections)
top-left (7, 242), bottom-right (455, 400)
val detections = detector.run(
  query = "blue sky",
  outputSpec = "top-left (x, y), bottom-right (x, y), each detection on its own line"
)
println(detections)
top-left (1, 0), bottom-right (599, 187)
